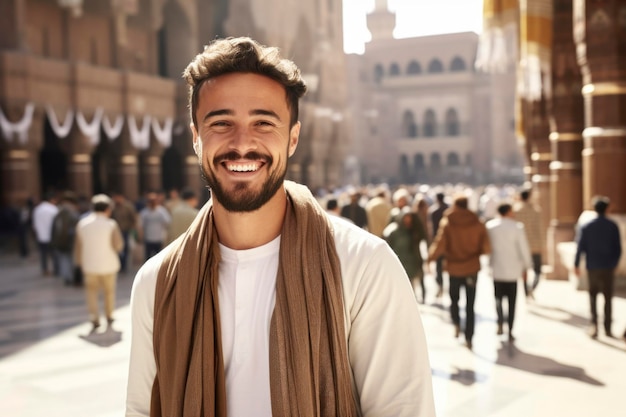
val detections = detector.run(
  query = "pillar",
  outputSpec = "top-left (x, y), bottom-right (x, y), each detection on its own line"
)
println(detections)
top-left (67, 152), bottom-right (93, 197)
top-left (574, 0), bottom-right (626, 212)
top-left (547, 0), bottom-right (585, 280)
top-left (114, 154), bottom-right (140, 202)
top-left (524, 97), bottom-right (552, 267)
top-left (0, 104), bottom-right (44, 205)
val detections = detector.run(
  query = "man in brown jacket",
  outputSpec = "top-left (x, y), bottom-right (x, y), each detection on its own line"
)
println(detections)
top-left (428, 195), bottom-right (491, 349)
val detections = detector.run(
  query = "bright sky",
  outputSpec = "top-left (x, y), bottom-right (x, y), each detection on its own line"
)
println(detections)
top-left (343, 0), bottom-right (484, 54)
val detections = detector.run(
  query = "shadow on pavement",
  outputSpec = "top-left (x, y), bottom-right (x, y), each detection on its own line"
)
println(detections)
top-left (79, 327), bottom-right (123, 348)
top-left (494, 342), bottom-right (604, 386)
top-left (526, 303), bottom-right (589, 329)
top-left (431, 367), bottom-right (489, 386)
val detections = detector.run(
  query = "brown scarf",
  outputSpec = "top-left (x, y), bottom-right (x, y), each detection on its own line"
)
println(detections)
top-left (151, 181), bottom-right (358, 417)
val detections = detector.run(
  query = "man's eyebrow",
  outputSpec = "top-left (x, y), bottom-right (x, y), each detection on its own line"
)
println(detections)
top-left (202, 109), bottom-right (233, 122)
top-left (202, 109), bottom-right (282, 122)
top-left (250, 109), bottom-right (282, 121)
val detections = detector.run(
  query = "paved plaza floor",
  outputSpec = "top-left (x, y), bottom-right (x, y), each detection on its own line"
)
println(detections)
top-left (1, 252), bottom-right (625, 417)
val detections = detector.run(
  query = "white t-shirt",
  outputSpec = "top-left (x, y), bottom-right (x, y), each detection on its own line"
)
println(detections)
top-left (125, 215), bottom-right (435, 417)
top-left (32, 201), bottom-right (59, 243)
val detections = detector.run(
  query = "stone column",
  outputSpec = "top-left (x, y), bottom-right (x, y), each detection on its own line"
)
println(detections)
top-left (114, 154), bottom-right (140, 202)
top-left (64, 119), bottom-right (95, 198)
top-left (1, 149), bottom-right (32, 205)
top-left (67, 152), bottom-right (93, 197)
top-left (0, 104), bottom-right (44, 205)
top-left (574, 0), bottom-right (626, 212)
top-left (139, 153), bottom-right (162, 194)
top-left (525, 97), bottom-right (552, 265)
top-left (183, 154), bottom-right (202, 196)
top-left (547, 0), bottom-right (585, 280)
top-left (139, 134), bottom-right (165, 195)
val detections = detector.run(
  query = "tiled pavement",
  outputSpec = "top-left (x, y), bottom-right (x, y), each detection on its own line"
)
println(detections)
top-left (1, 252), bottom-right (625, 417)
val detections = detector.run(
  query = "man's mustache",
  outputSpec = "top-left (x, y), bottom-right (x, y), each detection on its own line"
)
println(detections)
top-left (214, 151), bottom-right (271, 164)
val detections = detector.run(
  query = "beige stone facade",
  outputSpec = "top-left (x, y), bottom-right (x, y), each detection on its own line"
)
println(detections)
top-left (344, 5), bottom-right (523, 186)
top-left (0, 0), bottom-right (349, 208)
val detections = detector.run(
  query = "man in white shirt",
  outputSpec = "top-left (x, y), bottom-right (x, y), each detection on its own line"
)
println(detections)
top-left (74, 194), bottom-right (124, 332)
top-left (125, 37), bottom-right (435, 417)
top-left (32, 191), bottom-right (59, 276)
top-left (486, 203), bottom-right (533, 341)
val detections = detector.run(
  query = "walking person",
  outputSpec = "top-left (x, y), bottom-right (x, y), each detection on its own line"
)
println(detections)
top-left (17, 197), bottom-right (34, 258)
top-left (74, 194), bottom-right (124, 332)
top-left (111, 191), bottom-right (138, 273)
top-left (513, 187), bottom-right (544, 298)
top-left (138, 191), bottom-right (171, 262)
top-left (340, 189), bottom-right (368, 229)
top-left (428, 195), bottom-right (491, 349)
top-left (384, 206), bottom-right (429, 303)
top-left (486, 203), bottom-right (533, 341)
top-left (428, 191), bottom-right (449, 298)
top-left (166, 188), bottom-right (199, 243)
top-left (32, 191), bottom-right (59, 276)
top-left (574, 195), bottom-right (622, 338)
top-left (125, 37), bottom-right (435, 417)
top-left (50, 191), bottom-right (80, 286)
top-left (365, 188), bottom-right (392, 238)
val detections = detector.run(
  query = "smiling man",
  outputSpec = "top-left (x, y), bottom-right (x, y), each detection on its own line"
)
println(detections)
top-left (125, 37), bottom-right (435, 417)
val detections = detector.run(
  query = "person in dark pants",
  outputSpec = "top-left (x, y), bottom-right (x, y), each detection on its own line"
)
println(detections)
top-left (32, 192), bottom-right (59, 276)
top-left (111, 191), bottom-right (138, 273)
top-left (486, 203), bottom-right (532, 341)
top-left (428, 195), bottom-right (491, 349)
top-left (340, 190), bottom-right (368, 229)
top-left (574, 195), bottom-right (622, 339)
top-left (17, 197), bottom-right (34, 258)
top-left (428, 192), bottom-right (449, 298)
top-left (513, 188), bottom-right (544, 299)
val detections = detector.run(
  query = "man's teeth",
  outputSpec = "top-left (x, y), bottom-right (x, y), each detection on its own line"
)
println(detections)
top-left (227, 163), bottom-right (258, 172)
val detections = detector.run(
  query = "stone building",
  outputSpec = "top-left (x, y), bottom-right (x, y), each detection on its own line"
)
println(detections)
top-left (477, 0), bottom-right (626, 284)
top-left (0, 0), bottom-right (349, 208)
top-left (344, 1), bottom-right (523, 186)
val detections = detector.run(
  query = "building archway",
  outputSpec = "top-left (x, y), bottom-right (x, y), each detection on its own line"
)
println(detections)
top-left (39, 117), bottom-right (68, 195)
top-left (161, 146), bottom-right (183, 193)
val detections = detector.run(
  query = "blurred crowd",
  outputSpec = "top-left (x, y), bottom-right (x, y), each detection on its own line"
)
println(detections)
top-left (0, 180), bottom-right (622, 342)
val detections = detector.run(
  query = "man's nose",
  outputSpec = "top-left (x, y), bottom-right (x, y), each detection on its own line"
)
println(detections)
top-left (228, 128), bottom-right (258, 154)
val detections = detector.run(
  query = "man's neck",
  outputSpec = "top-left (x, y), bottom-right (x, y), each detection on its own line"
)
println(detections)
top-left (212, 187), bottom-right (288, 250)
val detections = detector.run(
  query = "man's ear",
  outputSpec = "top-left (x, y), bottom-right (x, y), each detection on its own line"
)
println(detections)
top-left (191, 123), bottom-right (200, 155)
top-left (288, 122), bottom-right (301, 157)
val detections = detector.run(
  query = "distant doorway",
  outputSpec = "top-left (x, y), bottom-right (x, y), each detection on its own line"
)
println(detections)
top-left (39, 117), bottom-right (67, 194)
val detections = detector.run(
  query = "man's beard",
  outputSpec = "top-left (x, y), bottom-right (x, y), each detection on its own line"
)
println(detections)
top-left (200, 151), bottom-right (286, 212)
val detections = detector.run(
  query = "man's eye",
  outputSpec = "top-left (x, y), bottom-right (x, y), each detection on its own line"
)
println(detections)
top-left (210, 121), bottom-right (230, 128)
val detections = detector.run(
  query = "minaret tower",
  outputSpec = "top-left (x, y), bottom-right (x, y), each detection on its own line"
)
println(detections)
top-left (366, 0), bottom-right (396, 40)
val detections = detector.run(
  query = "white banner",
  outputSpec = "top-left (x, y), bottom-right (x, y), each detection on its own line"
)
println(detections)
top-left (76, 107), bottom-right (104, 146)
top-left (102, 113), bottom-right (124, 140)
top-left (128, 114), bottom-right (151, 150)
top-left (0, 102), bottom-right (35, 145)
top-left (151, 117), bottom-right (173, 148)
top-left (45, 105), bottom-right (74, 138)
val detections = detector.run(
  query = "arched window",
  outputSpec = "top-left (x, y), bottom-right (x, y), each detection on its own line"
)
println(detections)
top-left (427, 58), bottom-right (443, 73)
top-left (399, 154), bottom-right (410, 182)
top-left (430, 153), bottom-right (442, 169)
top-left (447, 152), bottom-right (460, 166)
top-left (402, 110), bottom-right (418, 138)
top-left (389, 62), bottom-right (401, 76)
top-left (374, 63), bottom-right (384, 83)
top-left (445, 108), bottom-right (459, 136)
top-left (450, 56), bottom-right (466, 72)
top-left (414, 153), bottom-right (425, 170)
top-left (423, 109), bottom-right (437, 137)
top-left (407, 60), bottom-right (422, 75)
